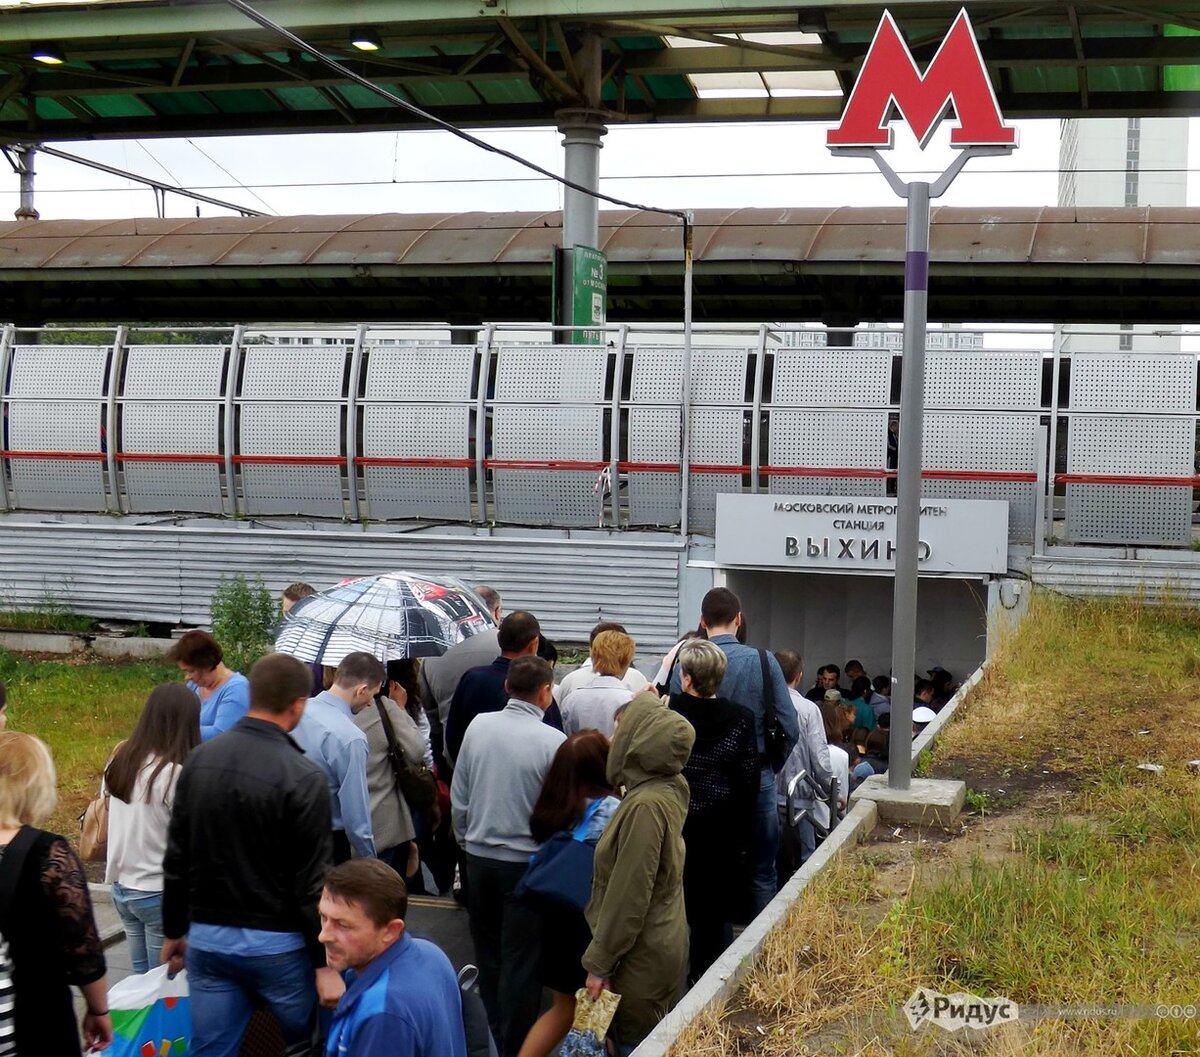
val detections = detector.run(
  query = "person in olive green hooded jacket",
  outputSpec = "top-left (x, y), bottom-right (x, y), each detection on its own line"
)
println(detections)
top-left (582, 691), bottom-right (696, 1053)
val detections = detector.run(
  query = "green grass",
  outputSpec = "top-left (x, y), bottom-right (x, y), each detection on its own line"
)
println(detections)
top-left (0, 609), bottom-right (96, 633)
top-left (0, 650), bottom-right (178, 837)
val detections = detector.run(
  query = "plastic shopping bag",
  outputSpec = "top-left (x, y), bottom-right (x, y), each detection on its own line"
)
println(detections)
top-left (98, 964), bottom-right (190, 1057)
top-left (558, 988), bottom-right (621, 1057)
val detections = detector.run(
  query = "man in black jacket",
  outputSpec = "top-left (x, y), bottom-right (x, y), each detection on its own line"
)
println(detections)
top-left (163, 652), bottom-right (337, 1057)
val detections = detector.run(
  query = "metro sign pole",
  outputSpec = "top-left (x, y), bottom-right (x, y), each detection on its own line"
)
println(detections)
top-left (827, 8), bottom-right (1017, 790)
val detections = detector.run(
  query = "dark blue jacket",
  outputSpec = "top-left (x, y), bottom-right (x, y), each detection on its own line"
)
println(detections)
top-left (444, 656), bottom-right (563, 764)
top-left (326, 932), bottom-right (467, 1057)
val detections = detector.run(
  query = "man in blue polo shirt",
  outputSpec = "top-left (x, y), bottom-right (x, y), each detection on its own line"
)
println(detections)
top-left (293, 652), bottom-right (382, 863)
top-left (321, 859), bottom-right (466, 1057)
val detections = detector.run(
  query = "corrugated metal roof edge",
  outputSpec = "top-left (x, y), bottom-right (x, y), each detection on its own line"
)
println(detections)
top-left (1, 207), bottom-right (1198, 271)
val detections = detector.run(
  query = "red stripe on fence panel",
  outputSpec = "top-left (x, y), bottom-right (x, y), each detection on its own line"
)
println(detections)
top-left (232, 455), bottom-right (345, 466)
top-left (485, 459), bottom-right (607, 471)
top-left (116, 453), bottom-right (225, 464)
top-left (1055, 473), bottom-right (1200, 487)
top-left (0, 450), bottom-right (106, 461)
top-left (355, 457), bottom-right (475, 469)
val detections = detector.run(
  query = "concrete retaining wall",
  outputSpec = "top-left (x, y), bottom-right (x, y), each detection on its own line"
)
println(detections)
top-left (0, 629), bottom-right (175, 658)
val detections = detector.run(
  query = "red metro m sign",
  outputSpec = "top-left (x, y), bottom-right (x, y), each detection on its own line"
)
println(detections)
top-left (826, 9), bottom-right (1017, 150)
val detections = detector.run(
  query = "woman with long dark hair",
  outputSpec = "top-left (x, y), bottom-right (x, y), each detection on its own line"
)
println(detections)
top-left (517, 731), bottom-right (619, 1057)
top-left (104, 683), bottom-right (200, 973)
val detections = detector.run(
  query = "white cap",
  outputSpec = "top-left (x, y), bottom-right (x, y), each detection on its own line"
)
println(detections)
top-left (912, 706), bottom-right (937, 723)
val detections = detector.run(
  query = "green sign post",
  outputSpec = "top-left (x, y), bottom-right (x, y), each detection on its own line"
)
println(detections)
top-left (554, 244), bottom-right (607, 344)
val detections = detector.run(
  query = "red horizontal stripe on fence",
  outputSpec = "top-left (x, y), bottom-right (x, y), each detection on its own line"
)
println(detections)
top-left (356, 457), bottom-right (475, 469)
top-left (690, 463), bottom-right (751, 475)
top-left (923, 469), bottom-right (1038, 483)
top-left (0, 450), bottom-right (105, 461)
top-left (116, 453), bottom-right (225, 464)
top-left (232, 455), bottom-right (345, 466)
top-left (1055, 473), bottom-right (1200, 486)
top-left (485, 459), bottom-right (607, 471)
top-left (618, 461), bottom-right (681, 474)
top-left (763, 466), bottom-right (892, 479)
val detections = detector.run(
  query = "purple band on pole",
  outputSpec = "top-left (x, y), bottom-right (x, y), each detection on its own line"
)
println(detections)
top-left (904, 250), bottom-right (929, 292)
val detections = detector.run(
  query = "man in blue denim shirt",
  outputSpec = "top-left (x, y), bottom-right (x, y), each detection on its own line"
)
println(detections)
top-left (671, 587), bottom-right (798, 914)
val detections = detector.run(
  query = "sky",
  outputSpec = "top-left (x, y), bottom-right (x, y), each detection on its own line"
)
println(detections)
top-left (2, 116), bottom-right (1196, 222)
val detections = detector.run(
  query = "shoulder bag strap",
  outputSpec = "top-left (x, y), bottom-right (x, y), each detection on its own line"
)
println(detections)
top-left (657, 646), bottom-right (683, 695)
top-left (0, 826), bottom-right (40, 924)
top-left (373, 697), bottom-right (411, 811)
top-left (758, 648), bottom-right (778, 729)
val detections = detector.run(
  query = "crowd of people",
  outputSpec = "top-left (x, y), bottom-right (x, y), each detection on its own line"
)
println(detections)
top-left (0, 581), bottom-right (960, 1057)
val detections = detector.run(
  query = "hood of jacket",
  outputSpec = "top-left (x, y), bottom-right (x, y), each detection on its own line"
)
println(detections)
top-left (607, 691), bottom-right (695, 792)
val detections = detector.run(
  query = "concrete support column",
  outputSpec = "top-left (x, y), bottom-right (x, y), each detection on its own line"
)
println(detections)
top-left (13, 145), bottom-right (38, 221)
top-left (557, 109), bottom-right (607, 250)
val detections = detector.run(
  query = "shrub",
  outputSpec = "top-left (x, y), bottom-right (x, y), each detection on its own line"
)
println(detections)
top-left (210, 575), bottom-right (277, 673)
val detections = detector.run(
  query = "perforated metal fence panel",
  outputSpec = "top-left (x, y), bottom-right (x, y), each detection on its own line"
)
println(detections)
top-left (767, 348), bottom-right (891, 498)
top-left (1065, 352), bottom-right (1194, 544)
top-left (923, 351), bottom-right (1043, 542)
top-left (361, 344), bottom-right (473, 522)
top-left (767, 411), bottom-right (889, 497)
top-left (772, 347), bottom-right (890, 407)
top-left (925, 350), bottom-right (1041, 410)
top-left (6, 345), bottom-right (108, 511)
top-left (238, 345), bottom-right (348, 518)
top-left (922, 413), bottom-right (1036, 540)
top-left (491, 345), bottom-right (607, 527)
top-left (121, 345), bottom-right (226, 514)
top-left (627, 346), bottom-right (682, 528)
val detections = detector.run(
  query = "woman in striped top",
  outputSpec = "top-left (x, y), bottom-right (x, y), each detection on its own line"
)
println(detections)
top-left (0, 732), bottom-right (111, 1055)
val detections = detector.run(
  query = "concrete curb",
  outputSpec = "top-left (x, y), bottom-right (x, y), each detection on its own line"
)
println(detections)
top-left (910, 659), bottom-right (989, 764)
top-left (0, 629), bottom-right (175, 658)
top-left (87, 882), bottom-right (125, 948)
top-left (632, 798), bottom-right (879, 1057)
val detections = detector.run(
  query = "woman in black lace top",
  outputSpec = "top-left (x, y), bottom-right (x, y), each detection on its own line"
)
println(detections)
top-left (0, 732), bottom-right (111, 1055)
top-left (667, 640), bottom-right (761, 985)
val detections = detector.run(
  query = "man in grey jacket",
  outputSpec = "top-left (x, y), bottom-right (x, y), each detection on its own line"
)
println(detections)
top-left (450, 655), bottom-right (564, 1057)
top-left (774, 649), bottom-right (834, 874)
top-left (419, 585), bottom-right (502, 773)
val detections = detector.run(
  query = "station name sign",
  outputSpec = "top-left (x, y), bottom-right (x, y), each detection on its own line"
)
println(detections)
top-left (715, 493), bottom-right (1008, 575)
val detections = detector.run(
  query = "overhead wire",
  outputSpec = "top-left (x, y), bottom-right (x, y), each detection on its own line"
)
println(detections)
top-left (11, 165), bottom-right (1200, 197)
top-left (218, 0), bottom-right (689, 227)
top-left (185, 137), bottom-right (277, 215)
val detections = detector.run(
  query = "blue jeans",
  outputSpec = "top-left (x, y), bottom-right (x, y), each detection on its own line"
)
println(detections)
top-left (186, 945), bottom-right (316, 1057)
top-left (753, 770), bottom-right (780, 916)
top-left (111, 884), bottom-right (164, 975)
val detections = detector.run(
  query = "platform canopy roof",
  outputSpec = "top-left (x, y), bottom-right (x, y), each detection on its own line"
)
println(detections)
top-left (0, 1), bottom-right (1197, 142)
top-left (0, 206), bottom-right (1197, 324)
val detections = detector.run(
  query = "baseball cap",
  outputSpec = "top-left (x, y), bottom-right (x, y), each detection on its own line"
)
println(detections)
top-left (912, 706), bottom-right (937, 723)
